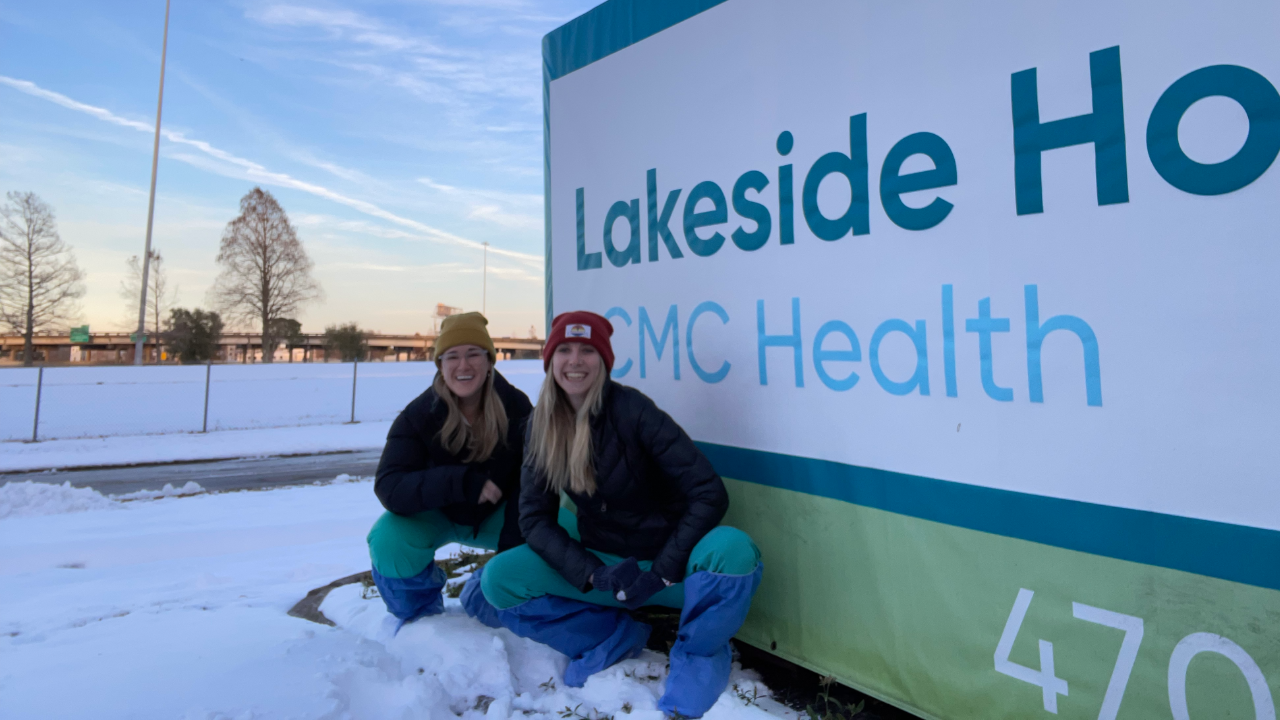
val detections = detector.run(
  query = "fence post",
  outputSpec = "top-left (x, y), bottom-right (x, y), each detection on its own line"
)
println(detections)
top-left (202, 362), bottom-right (212, 433)
top-left (349, 359), bottom-right (359, 423)
top-left (31, 365), bottom-right (44, 443)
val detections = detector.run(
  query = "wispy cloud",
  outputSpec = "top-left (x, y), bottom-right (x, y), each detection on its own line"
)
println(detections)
top-left (417, 176), bottom-right (541, 230)
top-left (0, 75), bottom-right (541, 265)
top-left (424, 0), bottom-right (539, 10)
top-left (247, 3), bottom-right (546, 105)
top-left (323, 260), bottom-right (470, 273)
top-left (321, 257), bottom-right (540, 283)
top-left (484, 123), bottom-right (540, 133)
top-left (170, 66), bottom-right (369, 185)
top-left (419, 177), bottom-right (539, 205)
top-left (290, 153), bottom-right (369, 183)
top-left (466, 204), bottom-right (541, 230)
top-left (249, 5), bottom-right (455, 55)
top-left (295, 212), bottom-right (541, 282)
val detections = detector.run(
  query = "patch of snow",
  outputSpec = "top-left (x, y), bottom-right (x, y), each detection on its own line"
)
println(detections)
top-left (0, 479), bottom-right (213, 520)
top-left (0, 480), bottom-right (116, 519)
top-left (0, 478), bottom-right (792, 720)
top-left (0, 359), bottom-right (545, 443)
top-left (111, 481), bottom-right (206, 501)
top-left (0, 421), bottom-right (392, 473)
top-left (322, 584), bottom-right (780, 720)
top-left (0, 359), bottom-right (547, 473)
top-left (0, 362), bottom-right (435, 442)
top-left (328, 473), bottom-right (371, 484)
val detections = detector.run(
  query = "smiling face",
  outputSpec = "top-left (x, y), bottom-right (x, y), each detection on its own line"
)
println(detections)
top-left (438, 344), bottom-right (491, 401)
top-left (551, 341), bottom-right (603, 409)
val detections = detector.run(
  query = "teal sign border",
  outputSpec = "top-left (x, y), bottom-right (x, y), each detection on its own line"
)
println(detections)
top-left (699, 442), bottom-right (1280, 593)
top-left (543, 0), bottom-right (728, 83)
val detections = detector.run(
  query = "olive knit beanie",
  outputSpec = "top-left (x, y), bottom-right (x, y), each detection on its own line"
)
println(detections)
top-left (435, 312), bottom-right (495, 361)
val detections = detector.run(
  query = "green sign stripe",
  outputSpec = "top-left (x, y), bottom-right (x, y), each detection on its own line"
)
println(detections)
top-left (698, 442), bottom-right (1280, 593)
top-left (543, 0), bottom-right (728, 82)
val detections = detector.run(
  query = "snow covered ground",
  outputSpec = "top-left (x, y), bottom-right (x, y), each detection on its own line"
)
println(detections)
top-left (0, 421), bottom-right (392, 473)
top-left (0, 359), bottom-right (548, 473)
top-left (0, 478), bottom-right (788, 720)
top-left (0, 359), bottom-right (547, 443)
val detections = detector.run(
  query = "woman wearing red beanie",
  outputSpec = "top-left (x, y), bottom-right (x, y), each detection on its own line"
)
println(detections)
top-left (460, 310), bottom-right (762, 719)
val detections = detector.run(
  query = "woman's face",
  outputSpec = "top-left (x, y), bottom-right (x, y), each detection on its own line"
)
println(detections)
top-left (439, 344), bottom-right (491, 400)
top-left (551, 342), bottom-right (602, 402)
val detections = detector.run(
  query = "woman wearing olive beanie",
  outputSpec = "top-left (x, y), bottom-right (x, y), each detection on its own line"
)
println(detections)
top-left (366, 312), bottom-right (533, 629)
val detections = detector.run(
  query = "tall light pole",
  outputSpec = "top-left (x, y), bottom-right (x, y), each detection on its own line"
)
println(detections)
top-left (134, 0), bottom-right (171, 365)
top-left (482, 241), bottom-right (489, 316)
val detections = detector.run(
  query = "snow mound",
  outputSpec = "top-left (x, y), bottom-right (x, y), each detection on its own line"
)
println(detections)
top-left (320, 584), bottom-right (780, 719)
top-left (0, 480), bottom-right (210, 519)
top-left (111, 481), bottom-right (206, 501)
top-left (1, 479), bottom-right (788, 719)
top-left (327, 473), bottom-right (371, 485)
top-left (0, 480), bottom-right (116, 519)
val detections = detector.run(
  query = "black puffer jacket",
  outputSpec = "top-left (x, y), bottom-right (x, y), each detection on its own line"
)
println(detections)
top-left (519, 379), bottom-right (729, 591)
top-left (375, 371), bottom-right (533, 551)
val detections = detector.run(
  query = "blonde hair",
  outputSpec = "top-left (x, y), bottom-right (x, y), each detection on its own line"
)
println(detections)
top-left (432, 358), bottom-right (508, 463)
top-left (528, 367), bottom-right (606, 495)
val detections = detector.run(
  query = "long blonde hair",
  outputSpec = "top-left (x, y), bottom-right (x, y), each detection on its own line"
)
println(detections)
top-left (432, 359), bottom-right (508, 463)
top-left (528, 367), bottom-right (606, 495)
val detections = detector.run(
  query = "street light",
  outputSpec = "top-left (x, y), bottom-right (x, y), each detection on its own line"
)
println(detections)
top-left (134, 0), bottom-right (171, 365)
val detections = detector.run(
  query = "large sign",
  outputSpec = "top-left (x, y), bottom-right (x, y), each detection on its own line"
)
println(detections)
top-left (544, 1), bottom-right (1279, 718)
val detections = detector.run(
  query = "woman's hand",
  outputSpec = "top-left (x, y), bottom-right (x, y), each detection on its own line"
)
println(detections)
top-left (478, 480), bottom-right (503, 504)
top-left (592, 558), bottom-right (641, 594)
top-left (615, 571), bottom-right (666, 610)
top-left (593, 559), bottom-right (667, 609)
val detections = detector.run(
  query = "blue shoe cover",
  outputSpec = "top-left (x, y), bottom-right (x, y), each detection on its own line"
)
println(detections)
top-left (658, 563), bottom-right (764, 718)
top-left (494, 595), bottom-right (651, 687)
top-left (565, 617), bottom-right (650, 687)
top-left (371, 562), bottom-right (446, 632)
top-left (460, 566), bottom-right (503, 629)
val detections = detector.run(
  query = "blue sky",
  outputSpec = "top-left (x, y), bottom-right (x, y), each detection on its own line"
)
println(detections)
top-left (0, 0), bottom-right (598, 338)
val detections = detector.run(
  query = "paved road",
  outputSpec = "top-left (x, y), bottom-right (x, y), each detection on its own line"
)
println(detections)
top-left (0, 450), bottom-right (382, 496)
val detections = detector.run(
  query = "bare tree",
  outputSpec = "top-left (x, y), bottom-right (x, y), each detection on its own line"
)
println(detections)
top-left (209, 188), bottom-right (322, 362)
top-left (120, 248), bottom-right (177, 337)
top-left (0, 192), bottom-right (86, 366)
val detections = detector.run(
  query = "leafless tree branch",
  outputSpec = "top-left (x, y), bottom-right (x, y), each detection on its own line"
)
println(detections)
top-left (208, 187), bottom-right (323, 362)
top-left (0, 191), bottom-right (86, 366)
top-left (119, 249), bottom-right (177, 335)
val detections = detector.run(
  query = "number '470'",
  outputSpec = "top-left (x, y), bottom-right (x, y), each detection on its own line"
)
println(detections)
top-left (994, 588), bottom-right (1275, 719)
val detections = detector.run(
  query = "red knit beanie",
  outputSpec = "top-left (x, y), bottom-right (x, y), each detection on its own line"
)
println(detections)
top-left (543, 311), bottom-right (615, 372)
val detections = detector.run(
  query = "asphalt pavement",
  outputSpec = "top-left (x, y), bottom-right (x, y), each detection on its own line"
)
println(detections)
top-left (0, 449), bottom-right (382, 496)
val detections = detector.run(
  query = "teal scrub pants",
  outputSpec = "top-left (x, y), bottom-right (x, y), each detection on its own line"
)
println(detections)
top-left (367, 504), bottom-right (507, 579)
top-left (480, 508), bottom-right (761, 610)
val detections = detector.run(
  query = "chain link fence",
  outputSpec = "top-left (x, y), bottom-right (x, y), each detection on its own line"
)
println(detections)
top-left (0, 360), bottom-right (545, 443)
